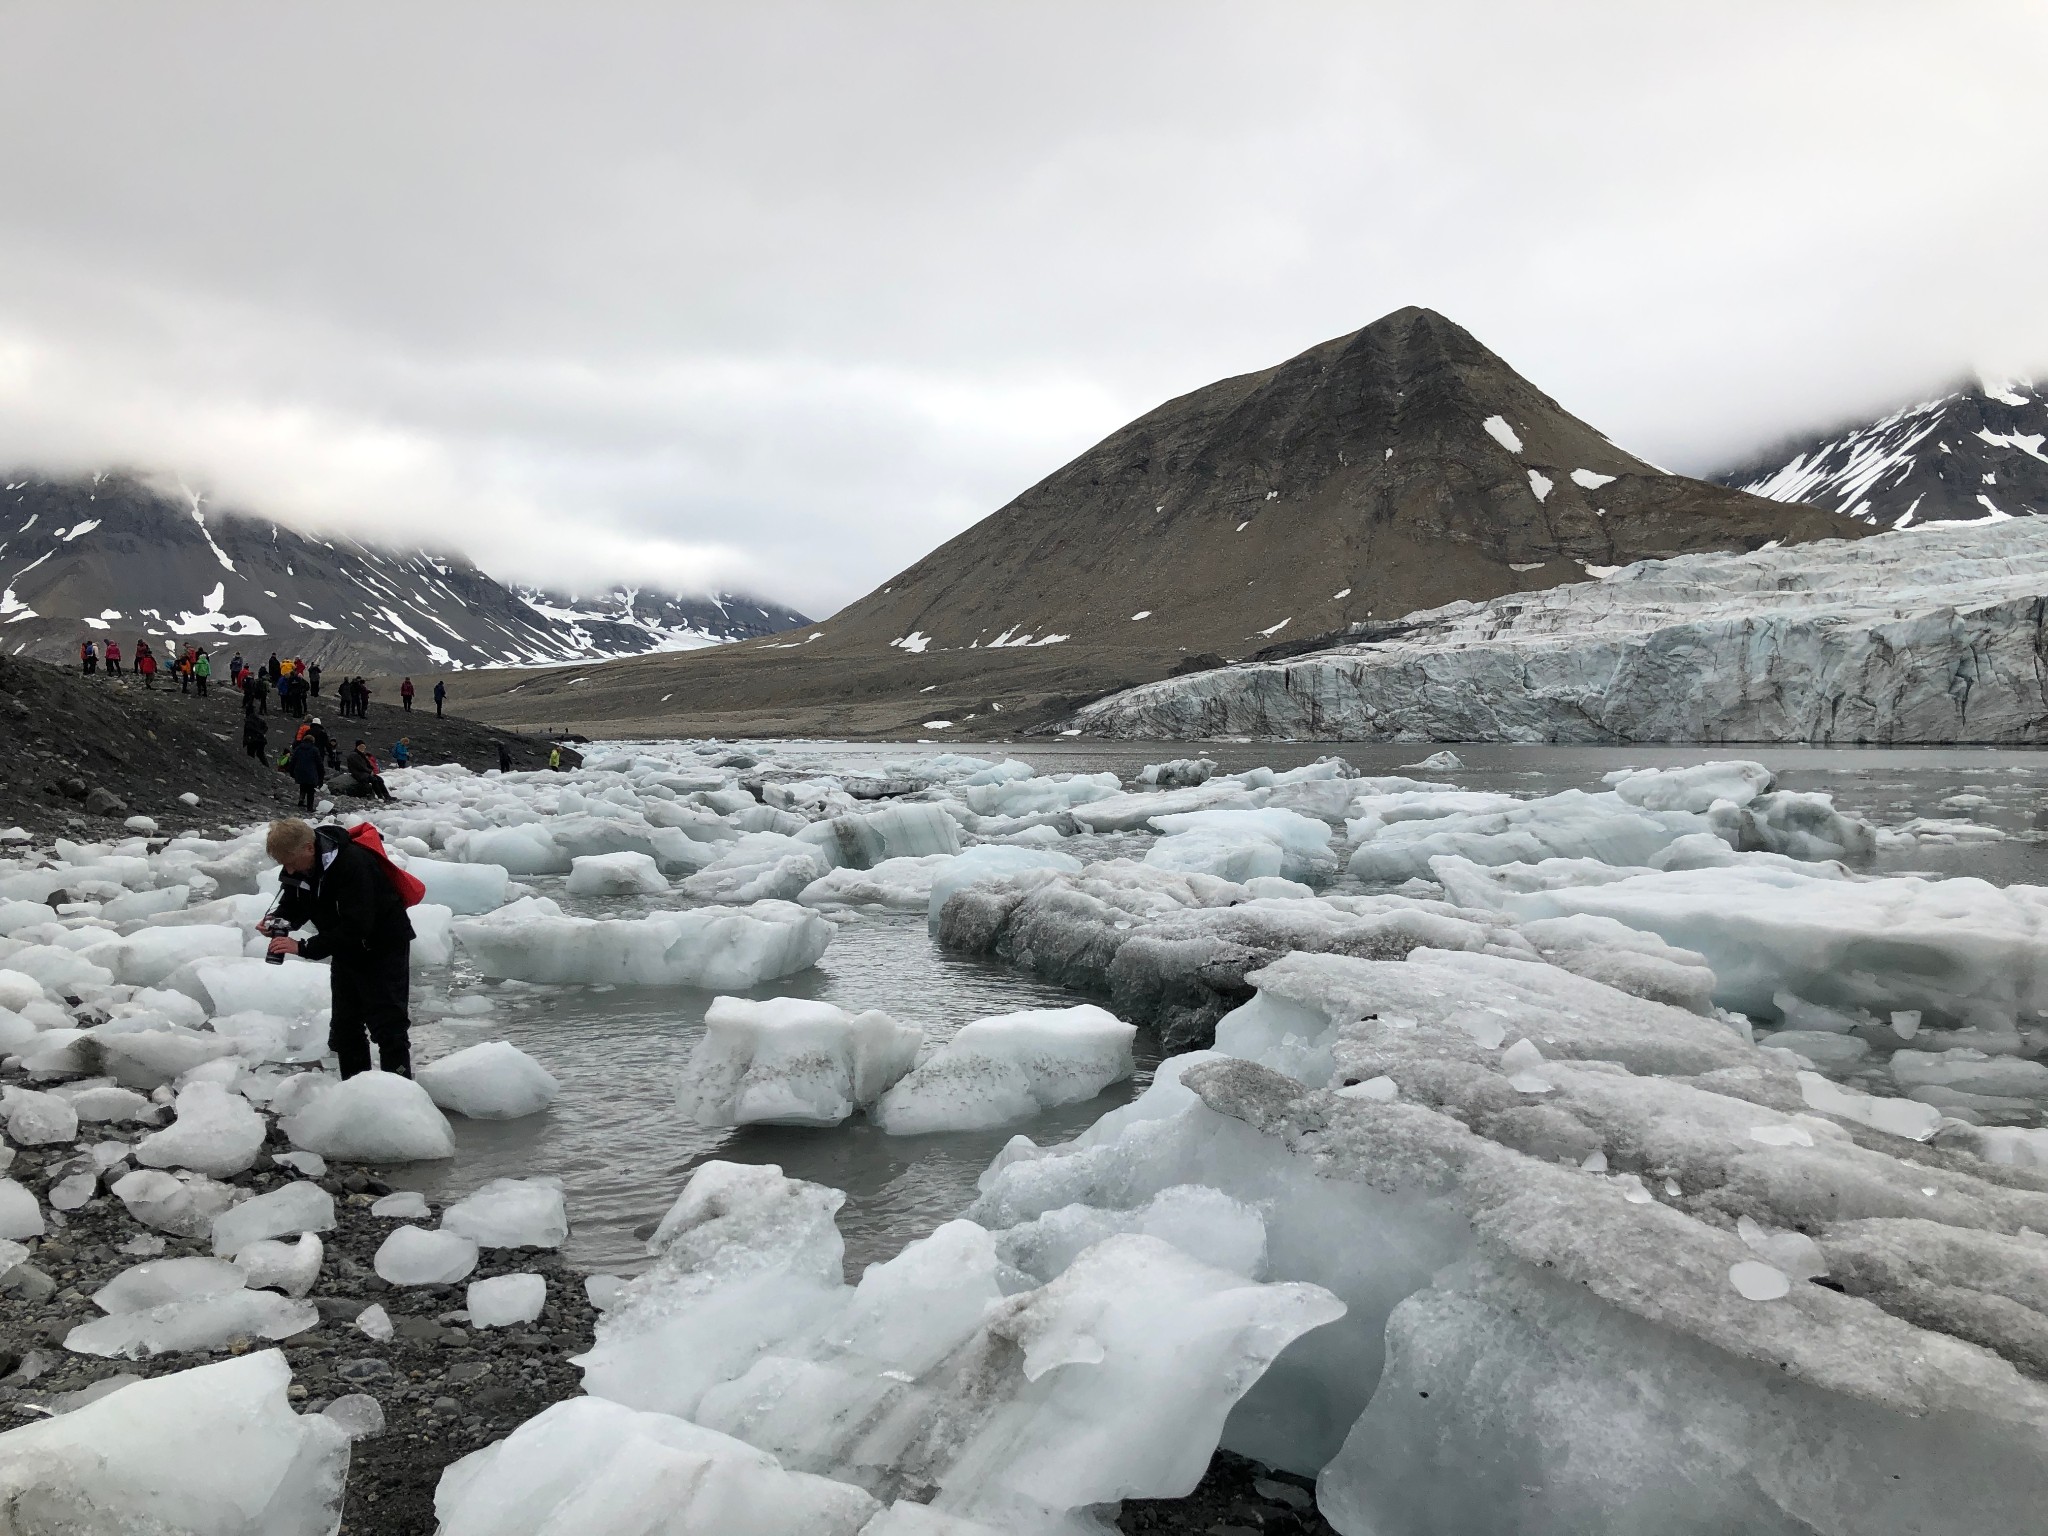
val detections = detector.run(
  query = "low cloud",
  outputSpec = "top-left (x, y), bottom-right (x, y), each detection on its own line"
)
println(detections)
top-left (2, 3), bottom-right (2044, 615)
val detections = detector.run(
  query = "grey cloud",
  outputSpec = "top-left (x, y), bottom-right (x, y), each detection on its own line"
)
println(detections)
top-left (1, 2), bottom-right (2043, 615)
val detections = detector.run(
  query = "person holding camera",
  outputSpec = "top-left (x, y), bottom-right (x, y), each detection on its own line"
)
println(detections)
top-left (262, 818), bottom-right (416, 1078)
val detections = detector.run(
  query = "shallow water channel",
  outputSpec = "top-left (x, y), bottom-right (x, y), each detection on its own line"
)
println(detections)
top-left (392, 741), bottom-right (2048, 1273)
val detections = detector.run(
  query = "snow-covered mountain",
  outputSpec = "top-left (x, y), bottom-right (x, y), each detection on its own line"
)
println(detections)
top-left (0, 472), bottom-right (808, 672)
top-left (1714, 377), bottom-right (2048, 528)
top-left (1067, 519), bottom-right (2048, 744)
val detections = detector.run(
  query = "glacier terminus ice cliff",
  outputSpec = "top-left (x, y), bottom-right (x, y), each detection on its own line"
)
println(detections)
top-left (1067, 519), bottom-right (2048, 743)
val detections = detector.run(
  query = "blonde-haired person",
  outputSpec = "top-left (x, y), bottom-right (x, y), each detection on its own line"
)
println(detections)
top-left (262, 818), bottom-right (416, 1078)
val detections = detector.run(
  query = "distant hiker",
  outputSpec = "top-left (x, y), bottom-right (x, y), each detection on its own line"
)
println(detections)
top-left (287, 731), bottom-right (324, 812)
top-left (80, 639), bottom-right (97, 676)
top-left (548, 744), bottom-right (562, 771)
top-left (496, 742), bottom-right (512, 774)
top-left (228, 651), bottom-right (244, 684)
top-left (193, 650), bottom-right (211, 697)
top-left (392, 737), bottom-right (411, 768)
top-left (400, 677), bottom-right (414, 713)
top-left (275, 662), bottom-right (290, 710)
top-left (104, 640), bottom-right (121, 677)
top-left (347, 741), bottom-right (393, 801)
top-left (243, 712), bottom-right (268, 761)
top-left (289, 672), bottom-right (310, 719)
top-left (357, 678), bottom-right (374, 715)
top-left (242, 668), bottom-right (265, 715)
top-left (137, 643), bottom-right (157, 689)
top-left (263, 817), bottom-right (419, 1079)
top-left (309, 663), bottom-right (322, 697)
top-left (309, 715), bottom-right (335, 769)
top-left (177, 650), bottom-right (191, 694)
top-left (433, 679), bottom-right (446, 719)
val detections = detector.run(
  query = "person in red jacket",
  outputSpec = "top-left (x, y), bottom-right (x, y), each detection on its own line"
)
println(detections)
top-left (400, 677), bottom-right (415, 713)
top-left (104, 640), bottom-right (122, 677)
top-left (136, 641), bottom-right (157, 688)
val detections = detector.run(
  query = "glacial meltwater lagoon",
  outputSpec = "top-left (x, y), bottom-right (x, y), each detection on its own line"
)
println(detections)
top-left (392, 741), bottom-right (2048, 1273)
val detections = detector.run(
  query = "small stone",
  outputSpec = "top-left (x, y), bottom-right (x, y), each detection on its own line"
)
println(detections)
top-left (432, 1395), bottom-right (461, 1415)
top-left (1252, 1478), bottom-right (1312, 1510)
top-left (83, 788), bottom-right (127, 817)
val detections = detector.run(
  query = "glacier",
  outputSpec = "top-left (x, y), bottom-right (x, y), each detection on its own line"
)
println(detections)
top-left (1068, 520), bottom-right (2048, 742)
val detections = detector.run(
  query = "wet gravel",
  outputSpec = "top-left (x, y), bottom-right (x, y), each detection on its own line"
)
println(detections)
top-left (0, 1088), bottom-right (597, 1534)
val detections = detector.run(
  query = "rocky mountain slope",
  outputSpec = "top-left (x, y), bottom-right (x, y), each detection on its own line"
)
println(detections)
top-left (0, 473), bottom-right (808, 673)
top-left (1715, 377), bottom-right (2048, 527)
top-left (1067, 519), bottom-right (2048, 744)
top-left (435, 306), bottom-right (1868, 739)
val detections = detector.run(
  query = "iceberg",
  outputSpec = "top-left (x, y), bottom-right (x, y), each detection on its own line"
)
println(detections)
top-left (454, 901), bottom-right (831, 989)
top-left (872, 1005), bottom-right (1137, 1135)
top-left (679, 996), bottom-right (923, 1127)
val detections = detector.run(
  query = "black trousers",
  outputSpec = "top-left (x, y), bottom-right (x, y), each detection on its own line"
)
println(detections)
top-left (297, 780), bottom-right (319, 811)
top-left (329, 948), bottom-right (412, 1078)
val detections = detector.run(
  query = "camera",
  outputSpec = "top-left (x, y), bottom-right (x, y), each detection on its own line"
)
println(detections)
top-left (262, 915), bottom-right (292, 965)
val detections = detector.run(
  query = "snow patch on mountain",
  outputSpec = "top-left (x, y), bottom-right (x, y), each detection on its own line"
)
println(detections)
top-left (1719, 378), bottom-right (2048, 528)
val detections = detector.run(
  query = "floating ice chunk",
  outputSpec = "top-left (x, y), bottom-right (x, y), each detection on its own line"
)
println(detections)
top-left (94, 1255), bottom-right (244, 1313)
top-left (374, 1225), bottom-right (479, 1285)
top-left (925, 847), bottom-right (1083, 935)
top-left (467, 1272), bottom-right (547, 1327)
top-left (872, 1006), bottom-right (1137, 1135)
top-left (1148, 808), bottom-right (1336, 885)
top-left (431, 1397), bottom-right (881, 1536)
top-left (0, 1351), bottom-right (347, 1534)
top-left (322, 1393), bottom-right (386, 1439)
top-left (454, 901), bottom-right (830, 989)
top-left (679, 997), bottom-right (923, 1127)
top-left (995, 1184), bottom-right (1268, 1284)
top-left (1728, 1259), bottom-right (1792, 1301)
top-left (798, 802), bottom-right (961, 868)
top-left (404, 858), bottom-right (511, 914)
top-left (1137, 758), bottom-right (1218, 788)
top-left (66, 1287), bottom-right (320, 1357)
top-left (442, 1177), bottom-right (569, 1249)
top-left (417, 1040), bottom-right (560, 1119)
top-left (282, 1071), bottom-right (456, 1163)
top-left (800, 854), bottom-right (957, 911)
top-left (1892, 1009), bottom-right (1923, 1040)
top-left (4, 1087), bottom-right (78, 1145)
top-left (134, 1081), bottom-right (266, 1177)
top-left (1404, 751), bottom-right (1463, 771)
top-left (447, 824), bottom-right (570, 874)
top-left (370, 1190), bottom-right (431, 1220)
top-left (356, 1302), bottom-right (394, 1340)
top-left (1608, 761), bottom-right (1774, 813)
top-left (234, 1233), bottom-right (324, 1297)
top-left (566, 850), bottom-right (668, 896)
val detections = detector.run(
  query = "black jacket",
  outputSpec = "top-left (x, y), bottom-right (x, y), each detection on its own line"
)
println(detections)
top-left (277, 826), bottom-right (415, 964)
top-left (243, 715), bottom-right (267, 749)
top-left (346, 748), bottom-right (379, 782)
top-left (288, 737), bottom-right (325, 787)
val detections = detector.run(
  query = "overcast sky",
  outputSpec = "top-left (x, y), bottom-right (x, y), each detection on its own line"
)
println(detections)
top-left (2, 3), bottom-right (2043, 616)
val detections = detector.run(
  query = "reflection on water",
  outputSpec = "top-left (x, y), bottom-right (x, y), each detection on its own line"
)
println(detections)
top-left (393, 741), bottom-right (2047, 1274)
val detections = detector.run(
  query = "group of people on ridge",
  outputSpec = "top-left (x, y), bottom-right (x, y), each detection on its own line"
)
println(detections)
top-left (80, 636), bottom-right (210, 691)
